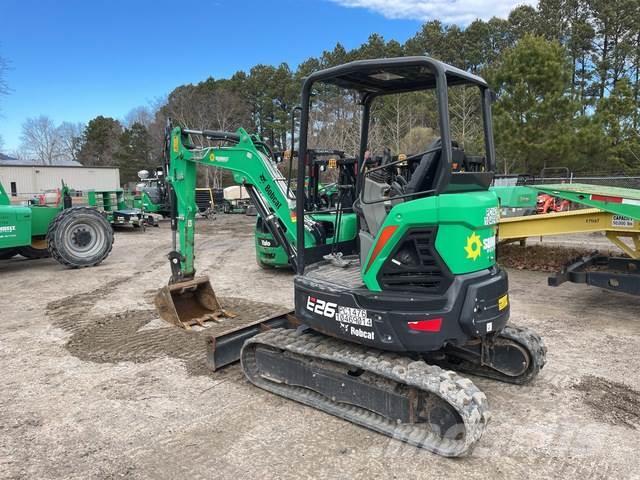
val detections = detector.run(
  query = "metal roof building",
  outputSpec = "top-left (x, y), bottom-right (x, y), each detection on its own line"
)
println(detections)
top-left (0, 158), bottom-right (120, 199)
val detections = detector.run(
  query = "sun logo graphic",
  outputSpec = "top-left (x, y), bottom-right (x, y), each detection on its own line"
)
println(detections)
top-left (464, 232), bottom-right (483, 261)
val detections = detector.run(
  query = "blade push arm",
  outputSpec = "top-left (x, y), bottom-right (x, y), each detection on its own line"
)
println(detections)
top-left (165, 126), bottom-right (307, 281)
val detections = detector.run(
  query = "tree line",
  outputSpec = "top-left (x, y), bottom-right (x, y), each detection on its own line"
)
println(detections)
top-left (4, 0), bottom-right (640, 182)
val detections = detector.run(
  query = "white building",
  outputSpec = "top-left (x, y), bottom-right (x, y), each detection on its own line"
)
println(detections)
top-left (0, 161), bottom-right (120, 199)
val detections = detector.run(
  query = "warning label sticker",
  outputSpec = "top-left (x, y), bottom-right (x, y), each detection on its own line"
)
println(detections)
top-left (612, 215), bottom-right (634, 228)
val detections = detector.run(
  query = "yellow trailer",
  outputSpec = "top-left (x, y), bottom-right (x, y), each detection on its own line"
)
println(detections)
top-left (499, 208), bottom-right (640, 259)
top-left (497, 183), bottom-right (640, 295)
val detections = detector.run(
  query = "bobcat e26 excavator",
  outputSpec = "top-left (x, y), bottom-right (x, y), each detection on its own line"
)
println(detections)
top-left (155, 56), bottom-right (546, 457)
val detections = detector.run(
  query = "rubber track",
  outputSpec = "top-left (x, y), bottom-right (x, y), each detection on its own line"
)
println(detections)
top-left (241, 328), bottom-right (491, 457)
top-left (47, 207), bottom-right (114, 268)
top-left (445, 325), bottom-right (547, 385)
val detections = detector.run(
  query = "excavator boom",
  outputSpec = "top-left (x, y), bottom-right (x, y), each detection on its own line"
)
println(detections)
top-left (155, 125), bottom-right (303, 328)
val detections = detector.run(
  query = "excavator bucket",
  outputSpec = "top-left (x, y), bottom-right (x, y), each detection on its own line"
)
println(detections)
top-left (154, 276), bottom-right (233, 329)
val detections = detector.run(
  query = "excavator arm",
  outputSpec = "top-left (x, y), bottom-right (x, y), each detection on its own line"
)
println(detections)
top-left (156, 124), bottom-right (306, 328)
top-left (165, 125), bottom-right (308, 280)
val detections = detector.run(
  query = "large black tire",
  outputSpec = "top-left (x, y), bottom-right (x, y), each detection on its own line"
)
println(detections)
top-left (0, 248), bottom-right (19, 260)
top-left (17, 243), bottom-right (50, 259)
top-left (47, 207), bottom-right (114, 268)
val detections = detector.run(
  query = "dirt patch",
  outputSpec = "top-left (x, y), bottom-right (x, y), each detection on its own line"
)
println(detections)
top-left (498, 244), bottom-right (615, 272)
top-left (573, 375), bottom-right (640, 429)
top-left (46, 277), bottom-right (133, 333)
top-left (47, 283), bottom-right (290, 376)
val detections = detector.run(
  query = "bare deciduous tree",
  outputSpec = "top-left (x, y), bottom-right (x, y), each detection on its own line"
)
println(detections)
top-left (56, 121), bottom-right (84, 161)
top-left (0, 54), bottom-right (9, 105)
top-left (20, 116), bottom-right (62, 165)
top-left (124, 106), bottom-right (153, 128)
top-left (162, 84), bottom-right (249, 188)
top-left (449, 85), bottom-right (483, 151)
top-left (0, 52), bottom-right (11, 154)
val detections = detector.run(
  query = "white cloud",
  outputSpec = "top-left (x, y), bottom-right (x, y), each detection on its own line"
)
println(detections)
top-left (329, 0), bottom-right (537, 24)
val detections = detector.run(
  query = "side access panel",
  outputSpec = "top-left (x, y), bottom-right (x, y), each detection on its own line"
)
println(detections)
top-left (0, 205), bottom-right (32, 249)
top-left (29, 206), bottom-right (62, 236)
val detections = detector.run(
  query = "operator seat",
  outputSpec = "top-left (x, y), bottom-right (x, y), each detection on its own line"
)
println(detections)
top-left (405, 138), bottom-right (442, 196)
top-left (357, 138), bottom-right (445, 268)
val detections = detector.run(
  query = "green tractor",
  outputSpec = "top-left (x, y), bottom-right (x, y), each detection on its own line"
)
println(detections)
top-left (155, 57), bottom-right (546, 456)
top-left (255, 150), bottom-right (359, 269)
top-left (132, 168), bottom-right (171, 216)
top-left (0, 181), bottom-right (113, 267)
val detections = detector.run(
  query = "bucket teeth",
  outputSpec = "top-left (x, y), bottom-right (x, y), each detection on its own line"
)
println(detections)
top-left (154, 276), bottom-right (232, 329)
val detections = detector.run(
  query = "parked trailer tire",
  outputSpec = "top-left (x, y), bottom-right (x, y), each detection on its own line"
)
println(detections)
top-left (47, 207), bottom-right (114, 268)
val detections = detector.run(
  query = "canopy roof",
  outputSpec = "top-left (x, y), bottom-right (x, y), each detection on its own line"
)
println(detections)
top-left (305, 56), bottom-right (488, 95)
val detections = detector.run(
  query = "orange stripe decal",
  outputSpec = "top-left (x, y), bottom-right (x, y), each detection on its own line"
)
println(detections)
top-left (365, 225), bottom-right (398, 273)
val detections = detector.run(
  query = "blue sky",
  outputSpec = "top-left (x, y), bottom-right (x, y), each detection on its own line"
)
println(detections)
top-left (0, 0), bottom-right (531, 152)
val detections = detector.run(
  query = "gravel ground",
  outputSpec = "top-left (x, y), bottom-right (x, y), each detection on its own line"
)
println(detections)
top-left (1, 216), bottom-right (639, 480)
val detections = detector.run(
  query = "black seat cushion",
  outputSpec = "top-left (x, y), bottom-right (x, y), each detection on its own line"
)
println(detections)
top-left (405, 138), bottom-right (442, 195)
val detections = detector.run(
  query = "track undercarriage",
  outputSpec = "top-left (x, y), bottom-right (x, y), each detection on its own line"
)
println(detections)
top-left (163, 293), bottom-right (546, 457)
top-left (236, 322), bottom-right (546, 457)
top-left (432, 325), bottom-right (547, 385)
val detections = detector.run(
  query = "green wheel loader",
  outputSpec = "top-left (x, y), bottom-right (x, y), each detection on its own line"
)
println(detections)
top-left (154, 57), bottom-right (546, 457)
top-left (0, 181), bottom-right (113, 267)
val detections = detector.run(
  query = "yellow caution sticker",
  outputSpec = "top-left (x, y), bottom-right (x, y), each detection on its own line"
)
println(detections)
top-left (498, 294), bottom-right (509, 311)
top-left (172, 135), bottom-right (179, 153)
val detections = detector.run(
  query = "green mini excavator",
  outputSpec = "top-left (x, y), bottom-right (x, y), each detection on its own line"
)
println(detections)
top-left (155, 56), bottom-right (546, 457)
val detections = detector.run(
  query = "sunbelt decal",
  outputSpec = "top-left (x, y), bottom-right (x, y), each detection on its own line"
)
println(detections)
top-left (0, 225), bottom-right (16, 233)
top-left (464, 232), bottom-right (496, 261)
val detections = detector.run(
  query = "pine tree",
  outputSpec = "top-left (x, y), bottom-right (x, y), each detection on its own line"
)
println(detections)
top-left (114, 122), bottom-right (153, 184)
top-left (491, 35), bottom-right (581, 174)
top-left (78, 116), bottom-right (122, 167)
top-left (595, 79), bottom-right (640, 171)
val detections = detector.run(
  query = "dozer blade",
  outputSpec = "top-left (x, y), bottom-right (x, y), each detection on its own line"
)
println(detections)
top-left (154, 276), bottom-right (234, 329)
